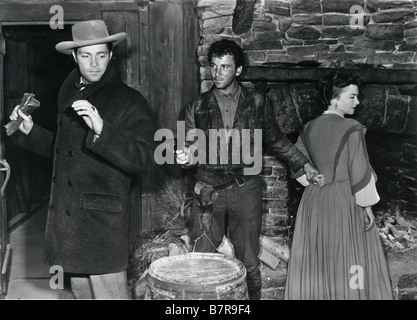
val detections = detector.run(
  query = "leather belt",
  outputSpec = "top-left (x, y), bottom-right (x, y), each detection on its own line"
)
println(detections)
top-left (213, 174), bottom-right (253, 192)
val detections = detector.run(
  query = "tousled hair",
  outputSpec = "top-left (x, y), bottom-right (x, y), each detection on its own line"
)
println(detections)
top-left (208, 39), bottom-right (245, 68)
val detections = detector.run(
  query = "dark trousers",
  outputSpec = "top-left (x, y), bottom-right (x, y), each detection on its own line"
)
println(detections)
top-left (190, 175), bottom-right (264, 299)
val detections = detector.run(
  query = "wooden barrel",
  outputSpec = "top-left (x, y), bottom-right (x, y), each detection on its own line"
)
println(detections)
top-left (145, 252), bottom-right (248, 300)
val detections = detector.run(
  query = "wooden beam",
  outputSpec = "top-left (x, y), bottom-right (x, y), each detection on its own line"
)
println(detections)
top-left (240, 66), bottom-right (417, 85)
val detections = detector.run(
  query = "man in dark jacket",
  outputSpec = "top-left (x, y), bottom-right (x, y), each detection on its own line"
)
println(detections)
top-left (9, 20), bottom-right (154, 299)
top-left (176, 39), bottom-right (319, 300)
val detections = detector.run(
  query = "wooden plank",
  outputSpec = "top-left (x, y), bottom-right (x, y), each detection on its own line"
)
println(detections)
top-left (102, 11), bottom-right (140, 90)
top-left (138, 5), bottom-right (150, 101)
top-left (241, 66), bottom-right (417, 85)
top-left (149, 1), bottom-right (184, 131)
top-left (181, 1), bottom-right (199, 108)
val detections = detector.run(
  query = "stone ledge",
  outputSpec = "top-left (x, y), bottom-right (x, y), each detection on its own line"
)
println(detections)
top-left (240, 66), bottom-right (417, 85)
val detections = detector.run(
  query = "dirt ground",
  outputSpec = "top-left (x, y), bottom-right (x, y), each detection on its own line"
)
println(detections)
top-left (387, 247), bottom-right (417, 276)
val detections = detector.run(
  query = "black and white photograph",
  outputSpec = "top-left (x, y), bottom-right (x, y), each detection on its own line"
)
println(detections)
top-left (0, 0), bottom-right (416, 308)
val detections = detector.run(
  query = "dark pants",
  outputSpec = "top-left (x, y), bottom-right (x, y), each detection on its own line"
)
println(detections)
top-left (190, 175), bottom-right (264, 299)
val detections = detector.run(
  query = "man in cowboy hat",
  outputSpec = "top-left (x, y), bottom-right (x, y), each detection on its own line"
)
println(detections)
top-left (9, 20), bottom-right (155, 299)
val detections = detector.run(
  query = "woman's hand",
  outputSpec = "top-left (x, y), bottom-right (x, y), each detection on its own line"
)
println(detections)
top-left (364, 207), bottom-right (376, 232)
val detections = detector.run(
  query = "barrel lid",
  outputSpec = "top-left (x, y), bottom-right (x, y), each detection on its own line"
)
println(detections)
top-left (148, 252), bottom-right (246, 285)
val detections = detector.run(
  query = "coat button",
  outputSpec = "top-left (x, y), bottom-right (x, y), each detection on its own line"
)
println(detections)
top-left (68, 150), bottom-right (73, 157)
top-left (52, 176), bottom-right (57, 183)
top-left (49, 205), bottom-right (54, 211)
top-left (68, 180), bottom-right (72, 187)
top-left (59, 120), bottom-right (63, 127)
top-left (76, 122), bottom-right (81, 128)
top-left (65, 210), bottom-right (71, 216)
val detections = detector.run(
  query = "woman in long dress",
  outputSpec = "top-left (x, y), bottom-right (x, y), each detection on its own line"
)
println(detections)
top-left (284, 71), bottom-right (393, 300)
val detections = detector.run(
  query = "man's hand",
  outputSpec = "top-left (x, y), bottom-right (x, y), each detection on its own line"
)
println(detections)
top-left (9, 105), bottom-right (34, 135)
top-left (303, 163), bottom-right (319, 181)
top-left (175, 147), bottom-right (192, 166)
top-left (71, 100), bottom-right (103, 136)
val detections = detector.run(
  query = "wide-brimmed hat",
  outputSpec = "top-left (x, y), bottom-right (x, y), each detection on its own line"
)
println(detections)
top-left (56, 20), bottom-right (127, 55)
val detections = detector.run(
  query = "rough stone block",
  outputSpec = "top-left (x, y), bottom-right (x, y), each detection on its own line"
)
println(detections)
top-left (261, 226), bottom-right (288, 238)
top-left (263, 187), bottom-right (289, 200)
top-left (201, 7), bottom-right (234, 20)
top-left (366, 0), bottom-right (414, 13)
top-left (253, 14), bottom-right (273, 23)
top-left (272, 166), bottom-right (287, 178)
top-left (292, 0), bottom-right (321, 14)
top-left (323, 14), bottom-right (351, 26)
top-left (405, 27), bottom-right (417, 37)
top-left (202, 27), bottom-right (225, 35)
top-left (260, 167), bottom-right (273, 177)
top-left (304, 39), bottom-right (339, 45)
top-left (245, 51), bottom-right (267, 63)
top-left (354, 85), bottom-right (386, 130)
top-left (321, 26), bottom-right (364, 38)
top-left (384, 95), bottom-right (409, 134)
top-left (322, 0), bottom-right (365, 13)
top-left (353, 38), bottom-right (396, 51)
top-left (252, 20), bottom-right (278, 31)
top-left (287, 25), bottom-right (321, 40)
top-left (291, 83), bottom-right (323, 125)
top-left (340, 37), bottom-right (355, 45)
top-left (203, 16), bottom-right (232, 29)
top-left (372, 10), bottom-right (415, 23)
top-left (365, 24), bottom-right (404, 41)
top-left (366, 52), bottom-right (416, 65)
top-left (262, 212), bottom-right (289, 227)
top-left (292, 14), bottom-right (323, 25)
top-left (286, 44), bottom-right (329, 57)
top-left (243, 40), bottom-right (283, 50)
top-left (281, 39), bottom-right (304, 46)
top-left (405, 21), bottom-right (417, 29)
top-left (267, 84), bottom-right (303, 134)
top-left (331, 45), bottom-right (346, 52)
top-left (398, 42), bottom-right (417, 51)
top-left (264, 5), bottom-right (290, 17)
top-left (277, 17), bottom-right (292, 32)
top-left (262, 199), bottom-right (289, 211)
top-left (254, 31), bottom-right (284, 41)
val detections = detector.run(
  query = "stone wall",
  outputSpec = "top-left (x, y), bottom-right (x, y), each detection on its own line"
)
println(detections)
top-left (197, 0), bottom-right (417, 92)
top-left (196, 0), bottom-right (417, 239)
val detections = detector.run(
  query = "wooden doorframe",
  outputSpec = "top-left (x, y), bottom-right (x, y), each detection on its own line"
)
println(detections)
top-left (0, 1), bottom-right (153, 254)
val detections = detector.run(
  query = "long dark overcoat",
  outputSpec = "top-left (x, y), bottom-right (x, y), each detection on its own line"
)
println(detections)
top-left (18, 62), bottom-right (154, 274)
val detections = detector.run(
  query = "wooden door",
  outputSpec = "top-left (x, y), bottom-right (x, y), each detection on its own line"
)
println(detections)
top-left (0, 25), bottom-right (12, 298)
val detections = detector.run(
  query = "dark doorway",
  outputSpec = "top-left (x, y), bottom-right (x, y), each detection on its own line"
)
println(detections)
top-left (3, 24), bottom-right (73, 230)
